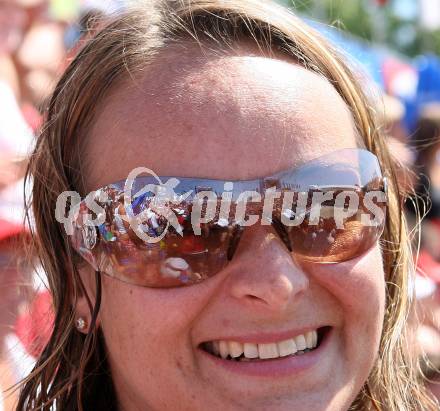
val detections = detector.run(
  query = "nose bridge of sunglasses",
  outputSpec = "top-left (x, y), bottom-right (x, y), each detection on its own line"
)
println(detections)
top-left (225, 220), bottom-right (293, 262)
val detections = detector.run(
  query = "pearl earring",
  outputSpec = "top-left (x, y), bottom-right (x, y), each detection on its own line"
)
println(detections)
top-left (76, 317), bottom-right (87, 331)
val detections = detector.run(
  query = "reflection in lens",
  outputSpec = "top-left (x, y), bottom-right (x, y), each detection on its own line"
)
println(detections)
top-left (160, 257), bottom-right (191, 279)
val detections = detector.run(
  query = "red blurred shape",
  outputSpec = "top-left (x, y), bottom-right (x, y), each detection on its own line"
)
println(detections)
top-left (15, 291), bottom-right (54, 358)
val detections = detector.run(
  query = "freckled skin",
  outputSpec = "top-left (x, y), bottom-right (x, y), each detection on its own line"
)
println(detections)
top-left (77, 44), bottom-right (385, 411)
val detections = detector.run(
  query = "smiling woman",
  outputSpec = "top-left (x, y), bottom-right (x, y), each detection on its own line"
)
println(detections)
top-left (15, 1), bottom-right (439, 410)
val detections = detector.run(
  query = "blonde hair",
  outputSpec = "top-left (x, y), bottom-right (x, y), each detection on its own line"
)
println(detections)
top-left (17, 1), bottom-right (438, 410)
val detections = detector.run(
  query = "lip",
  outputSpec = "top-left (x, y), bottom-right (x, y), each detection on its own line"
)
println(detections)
top-left (198, 326), bottom-right (333, 378)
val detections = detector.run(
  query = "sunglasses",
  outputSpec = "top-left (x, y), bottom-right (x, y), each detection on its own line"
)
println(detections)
top-left (68, 148), bottom-right (387, 288)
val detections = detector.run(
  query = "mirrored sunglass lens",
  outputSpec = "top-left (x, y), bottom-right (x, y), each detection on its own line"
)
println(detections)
top-left (94, 209), bottom-right (239, 287)
top-left (280, 186), bottom-right (386, 263)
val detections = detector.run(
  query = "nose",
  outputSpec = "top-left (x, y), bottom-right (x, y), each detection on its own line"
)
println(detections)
top-left (223, 224), bottom-right (309, 312)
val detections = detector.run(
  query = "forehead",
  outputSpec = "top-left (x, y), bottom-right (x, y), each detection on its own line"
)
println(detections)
top-left (83, 45), bottom-right (361, 191)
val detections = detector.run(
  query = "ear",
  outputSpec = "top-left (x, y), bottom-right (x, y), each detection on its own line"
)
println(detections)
top-left (74, 265), bottom-right (101, 334)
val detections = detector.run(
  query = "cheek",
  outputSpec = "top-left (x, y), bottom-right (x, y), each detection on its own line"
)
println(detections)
top-left (99, 279), bottom-right (184, 355)
top-left (96, 276), bottom-right (213, 389)
top-left (309, 246), bottom-right (386, 319)
top-left (306, 246), bottom-right (386, 367)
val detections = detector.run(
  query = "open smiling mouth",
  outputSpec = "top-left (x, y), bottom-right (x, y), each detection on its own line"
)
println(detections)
top-left (200, 327), bottom-right (331, 362)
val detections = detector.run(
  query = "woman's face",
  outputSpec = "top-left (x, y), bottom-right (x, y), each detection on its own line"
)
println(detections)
top-left (80, 45), bottom-right (386, 411)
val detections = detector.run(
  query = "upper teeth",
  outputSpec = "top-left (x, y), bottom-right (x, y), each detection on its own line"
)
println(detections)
top-left (210, 330), bottom-right (318, 360)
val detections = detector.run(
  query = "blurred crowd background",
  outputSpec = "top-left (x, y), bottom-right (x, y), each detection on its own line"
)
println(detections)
top-left (0, 0), bottom-right (440, 409)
